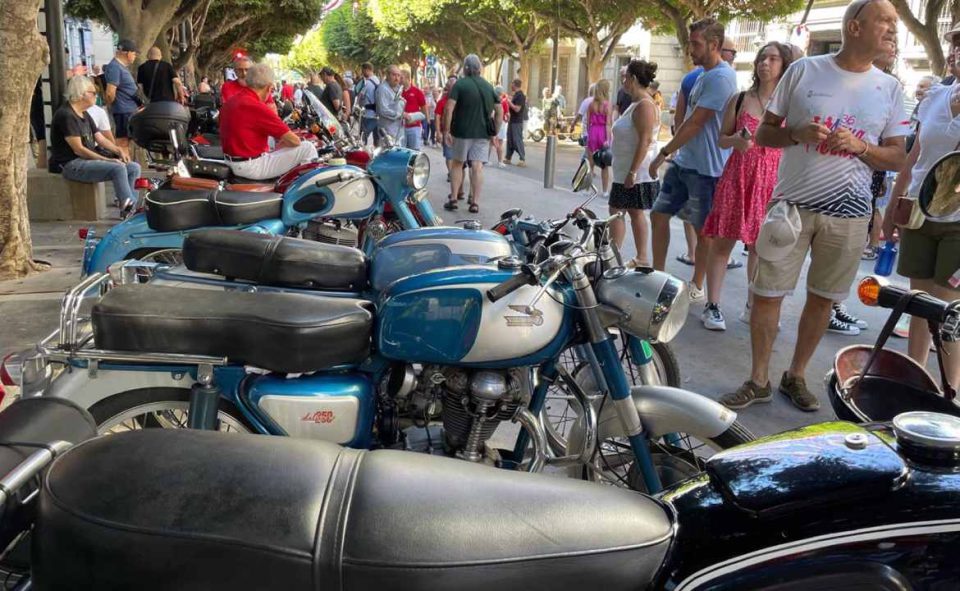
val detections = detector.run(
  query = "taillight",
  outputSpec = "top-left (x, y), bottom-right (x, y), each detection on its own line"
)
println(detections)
top-left (492, 223), bottom-right (508, 235)
top-left (0, 353), bottom-right (17, 387)
top-left (78, 228), bottom-right (89, 240)
top-left (134, 177), bottom-right (152, 190)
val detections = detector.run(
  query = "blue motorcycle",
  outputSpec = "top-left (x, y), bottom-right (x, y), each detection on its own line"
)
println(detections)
top-left (81, 92), bottom-right (438, 276)
top-left (27, 165), bottom-right (751, 493)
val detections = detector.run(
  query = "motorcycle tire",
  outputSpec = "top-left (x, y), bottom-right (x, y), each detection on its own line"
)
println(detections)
top-left (128, 247), bottom-right (184, 267)
top-left (88, 387), bottom-right (255, 435)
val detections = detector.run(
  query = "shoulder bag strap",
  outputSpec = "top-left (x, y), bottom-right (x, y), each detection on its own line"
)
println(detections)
top-left (734, 91), bottom-right (746, 120)
top-left (146, 60), bottom-right (161, 103)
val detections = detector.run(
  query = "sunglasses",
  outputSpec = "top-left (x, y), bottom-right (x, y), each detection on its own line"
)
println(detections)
top-left (721, 48), bottom-right (738, 57)
top-left (851, 0), bottom-right (876, 21)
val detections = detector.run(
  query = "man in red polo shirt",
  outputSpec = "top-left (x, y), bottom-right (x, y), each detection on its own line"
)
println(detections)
top-left (219, 63), bottom-right (317, 180)
top-left (400, 69), bottom-right (427, 149)
top-left (221, 55), bottom-right (275, 110)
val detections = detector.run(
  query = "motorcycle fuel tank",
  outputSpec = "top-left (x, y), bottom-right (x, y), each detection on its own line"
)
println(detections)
top-left (246, 373), bottom-right (375, 448)
top-left (377, 266), bottom-right (571, 366)
top-left (369, 227), bottom-right (513, 291)
top-left (282, 164), bottom-right (376, 225)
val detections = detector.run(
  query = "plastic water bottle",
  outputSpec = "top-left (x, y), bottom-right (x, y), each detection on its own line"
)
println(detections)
top-left (874, 240), bottom-right (898, 277)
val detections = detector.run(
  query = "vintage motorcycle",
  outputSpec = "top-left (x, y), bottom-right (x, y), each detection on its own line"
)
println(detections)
top-left (82, 91), bottom-right (436, 275)
top-left (18, 165), bottom-right (750, 494)
top-left (1, 395), bottom-right (960, 589)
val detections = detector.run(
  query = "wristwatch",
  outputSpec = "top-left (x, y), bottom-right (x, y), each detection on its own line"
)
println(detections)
top-left (659, 147), bottom-right (670, 158)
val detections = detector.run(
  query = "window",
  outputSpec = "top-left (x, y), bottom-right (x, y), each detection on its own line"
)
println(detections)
top-left (726, 20), bottom-right (767, 53)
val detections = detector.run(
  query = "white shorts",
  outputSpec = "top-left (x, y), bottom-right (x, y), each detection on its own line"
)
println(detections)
top-left (497, 122), bottom-right (508, 141)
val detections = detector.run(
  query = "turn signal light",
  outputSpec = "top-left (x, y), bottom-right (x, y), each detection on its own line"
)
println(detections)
top-left (492, 223), bottom-right (508, 235)
top-left (858, 276), bottom-right (887, 307)
top-left (134, 177), bottom-right (152, 190)
top-left (0, 354), bottom-right (15, 387)
top-left (78, 228), bottom-right (89, 240)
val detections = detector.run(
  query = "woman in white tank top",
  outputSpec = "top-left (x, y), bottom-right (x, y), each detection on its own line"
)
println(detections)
top-left (609, 59), bottom-right (661, 267)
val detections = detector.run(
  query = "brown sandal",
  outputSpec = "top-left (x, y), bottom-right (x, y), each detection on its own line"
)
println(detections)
top-left (468, 202), bottom-right (479, 214)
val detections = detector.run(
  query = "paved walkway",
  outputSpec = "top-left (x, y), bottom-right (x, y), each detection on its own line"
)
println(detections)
top-left (0, 141), bottom-right (924, 437)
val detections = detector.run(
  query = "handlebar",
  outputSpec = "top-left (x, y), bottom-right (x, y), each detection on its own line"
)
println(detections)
top-left (878, 284), bottom-right (953, 323)
top-left (487, 266), bottom-right (539, 302)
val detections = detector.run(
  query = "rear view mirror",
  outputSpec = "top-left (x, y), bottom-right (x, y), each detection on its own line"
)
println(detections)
top-left (918, 151), bottom-right (960, 221)
top-left (572, 159), bottom-right (592, 193)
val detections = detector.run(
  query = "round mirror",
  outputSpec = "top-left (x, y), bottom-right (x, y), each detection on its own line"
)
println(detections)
top-left (918, 151), bottom-right (960, 221)
top-left (571, 159), bottom-right (593, 193)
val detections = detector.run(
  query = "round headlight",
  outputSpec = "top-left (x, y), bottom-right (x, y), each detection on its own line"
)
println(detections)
top-left (407, 152), bottom-right (430, 190)
top-left (596, 270), bottom-right (689, 343)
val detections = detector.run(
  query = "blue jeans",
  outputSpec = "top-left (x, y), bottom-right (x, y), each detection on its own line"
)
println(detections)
top-left (361, 117), bottom-right (379, 147)
top-left (404, 127), bottom-right (423, 150)
top-left (61, 158), bottom-right (140, 205)
top-left (650, 164), bottom-right (718, 230)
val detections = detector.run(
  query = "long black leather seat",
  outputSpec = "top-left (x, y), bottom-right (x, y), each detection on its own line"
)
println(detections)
top-left (145, 189), bottom-right (283, 232)
top-left (33, 429), bottom-right (674, 590)
top-left (91, 285), bottom-right (372, 372)
top-left (183, 229), bottom-right (368, 291)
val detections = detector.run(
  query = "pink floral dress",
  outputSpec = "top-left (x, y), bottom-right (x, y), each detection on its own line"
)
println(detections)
top-left (702, 111), bottom-right (781, 244)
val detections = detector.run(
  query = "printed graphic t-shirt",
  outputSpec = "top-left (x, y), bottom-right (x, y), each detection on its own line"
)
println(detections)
top-left (767, 55), bottom-right (910, 218)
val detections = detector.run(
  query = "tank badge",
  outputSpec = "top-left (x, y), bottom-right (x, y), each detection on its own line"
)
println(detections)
top-left (505, 305), bottom-right (544, 327)
top-left (301, 410), bottom-right (336, 424)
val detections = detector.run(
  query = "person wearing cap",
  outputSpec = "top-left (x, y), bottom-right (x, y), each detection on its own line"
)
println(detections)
top-left (103, 39), bottom-right (142, 149)
top-left (219, 63), bottom-right (317, 181)
top-left (879, 23), bottom-right (960, 387)
top-left (720, 0), bottom-right (909, 412)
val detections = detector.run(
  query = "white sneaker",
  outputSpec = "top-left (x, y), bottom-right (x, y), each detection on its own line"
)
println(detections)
top-left (702, 303), bottom-right (726, 331)
top-left (687, 282), bottom-right (705, 303)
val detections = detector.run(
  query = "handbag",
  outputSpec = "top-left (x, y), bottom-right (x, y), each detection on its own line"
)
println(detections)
top-left (895, 136), bottom-right (960, 229)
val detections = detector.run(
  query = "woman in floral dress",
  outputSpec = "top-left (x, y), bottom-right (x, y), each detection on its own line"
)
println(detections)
top-left (700, 42), bottom-right (794, 331)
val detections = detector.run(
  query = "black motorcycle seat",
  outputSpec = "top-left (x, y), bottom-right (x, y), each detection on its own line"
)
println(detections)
top-left (183, 229), bottom-right (368, 291)
top-left (33, 429), bottom-right (674, 591)
top-left (91, 285), bottom-right (372, 372)
top-left (230, 174), bottom-right (281, 184)
top-left (146, 189), bottom-right (283, 232)
top-left (0, 398), bottom-right (96, 554)
top-left (193, 143), bottom-right (224, 160)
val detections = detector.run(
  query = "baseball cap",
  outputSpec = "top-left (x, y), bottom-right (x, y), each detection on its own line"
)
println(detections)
top-left (117, 39), bottom-right (139, 53)
top-left (945, 23), bottom-right (960, 43)
top-left (754, 200), bottom-right (802, 262)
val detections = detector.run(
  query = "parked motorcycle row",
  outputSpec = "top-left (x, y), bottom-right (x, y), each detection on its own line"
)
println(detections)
top-left (1, 113), bottom-right (960, 589)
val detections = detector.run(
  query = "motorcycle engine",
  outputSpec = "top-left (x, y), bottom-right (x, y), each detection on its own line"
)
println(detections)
top-left (403, 367), bottom-right (525, 461)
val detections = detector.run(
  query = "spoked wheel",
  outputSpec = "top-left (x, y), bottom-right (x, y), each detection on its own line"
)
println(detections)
top-left (90, 388), bottom-right (253, 435)
top-left (130, 248), bottom-right (184, 266)
top-left (540, 333), bottom-right (753, 491)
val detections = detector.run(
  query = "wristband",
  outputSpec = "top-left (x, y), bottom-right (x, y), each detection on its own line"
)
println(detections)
top-left (855, 141), bottom-right (870, 158)
top-left (659, 148), bottom-right (670, 158)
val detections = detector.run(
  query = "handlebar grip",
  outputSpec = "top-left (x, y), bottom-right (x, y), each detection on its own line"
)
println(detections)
top-left (315, 172), bottom-right (349, 188)
top-left (487, 272), bottom-right (536, 303)
top-left (879, 285), bottom-right (949, 322)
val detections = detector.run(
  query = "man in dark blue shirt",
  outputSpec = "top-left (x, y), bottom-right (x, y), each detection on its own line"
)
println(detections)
top-left (103, 39), bottom-right (141, 149)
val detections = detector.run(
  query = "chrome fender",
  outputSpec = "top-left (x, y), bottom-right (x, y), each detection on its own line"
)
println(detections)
top-left (568, 385), bottom-right (737, 453)
top-left (41, 366), bottom-right (192, 411)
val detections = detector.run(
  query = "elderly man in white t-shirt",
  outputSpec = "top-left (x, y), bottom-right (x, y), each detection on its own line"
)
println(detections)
top-left (721, 0), bottom-right (909, 412)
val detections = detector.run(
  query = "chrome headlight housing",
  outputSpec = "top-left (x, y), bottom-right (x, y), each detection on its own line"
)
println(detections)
top-left (596, 269), bottom-right (689, 343)
top-left (407, 152), bottom-right (430, 190)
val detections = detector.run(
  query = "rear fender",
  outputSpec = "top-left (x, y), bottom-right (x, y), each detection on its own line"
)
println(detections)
top-left (42, 366), bottom-right (194, 411)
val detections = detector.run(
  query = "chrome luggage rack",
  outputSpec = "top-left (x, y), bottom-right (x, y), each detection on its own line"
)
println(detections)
top-left (38, 264), bottom-right (227, 369)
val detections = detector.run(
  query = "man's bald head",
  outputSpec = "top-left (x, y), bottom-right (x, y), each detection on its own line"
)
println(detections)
top-left (147, 46), bottom-right (162, 61)
top-left (721, 37), bottom-right (737, 65)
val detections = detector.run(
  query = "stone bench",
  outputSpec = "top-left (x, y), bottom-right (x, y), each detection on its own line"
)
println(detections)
top-left (27, 168), bottom-right (108, 222)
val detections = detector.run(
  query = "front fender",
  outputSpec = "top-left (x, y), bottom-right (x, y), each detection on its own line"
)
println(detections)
top-left (600, 385), bottom-right (738, 441)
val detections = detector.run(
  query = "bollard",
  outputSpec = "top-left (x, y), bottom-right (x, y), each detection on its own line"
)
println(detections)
top-left (544, 135), bottom-right (556, 189)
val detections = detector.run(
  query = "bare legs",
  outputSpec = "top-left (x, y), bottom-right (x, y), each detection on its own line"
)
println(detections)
top-left (651, 211), bottom-right (671, 271)
top-left (683, 222), bottom-right (698, 261)
top-left (610, 207), bottom-right (649, 266)
top-left (907, 278), bottom-right (960, 386)
top-left (706, 237), bottom-right (737, 305)
top-left (692, 231), bottom-right (710, 290)
top-left (468, 161), bottom-right (484, 205)
top-left (449, 159), bottom-right (465, 204)
top-left (750, 291), bottom-right (833, 385)
top-left (600, 167), bottom-right (610, 195)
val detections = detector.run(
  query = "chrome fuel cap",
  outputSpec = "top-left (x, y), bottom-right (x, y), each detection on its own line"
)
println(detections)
top-left (893, 412), bottom-right (960, 466)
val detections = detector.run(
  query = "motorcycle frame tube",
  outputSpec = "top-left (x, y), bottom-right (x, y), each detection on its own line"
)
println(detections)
top-left (504, 358), bottom-right (559, 469)
top-left (591, 336), bottom-right (663, 493)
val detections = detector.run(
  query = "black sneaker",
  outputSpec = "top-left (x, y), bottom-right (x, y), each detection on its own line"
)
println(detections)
top-left (833, 303), bottom-right (868, 329)
top-left (827, 311), bottom-right (860, 336)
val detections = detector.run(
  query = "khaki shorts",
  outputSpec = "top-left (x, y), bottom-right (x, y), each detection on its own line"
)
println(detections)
top-left (752, 208), bottom-right (869, 301)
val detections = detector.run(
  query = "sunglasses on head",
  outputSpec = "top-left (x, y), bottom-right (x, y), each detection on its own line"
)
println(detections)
top-left (851, 0), bottom-right (876, 21)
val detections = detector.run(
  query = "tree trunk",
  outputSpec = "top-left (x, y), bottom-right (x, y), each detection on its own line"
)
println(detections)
top-left (99, 0), bottom-right (183, 66)
top-left (518, 51), bottom-right (532, 92)
top-left (890, 0), bottom-right (947, 75)
top-left (586, 39), bottom-right (604, 85)
top-left (0, 0), bottom-right (48, 279)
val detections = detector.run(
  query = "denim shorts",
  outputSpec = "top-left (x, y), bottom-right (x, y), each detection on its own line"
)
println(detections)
top-left (112, 112), bottom-right (134, 139)
top-left (651, 164), bottom-right (718, 230)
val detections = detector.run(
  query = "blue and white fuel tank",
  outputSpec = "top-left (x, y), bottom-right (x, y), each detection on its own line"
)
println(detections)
top-left (369, 227), bottom-right (513, 291)
top-left (376, 266), bottom-right (572, 367)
